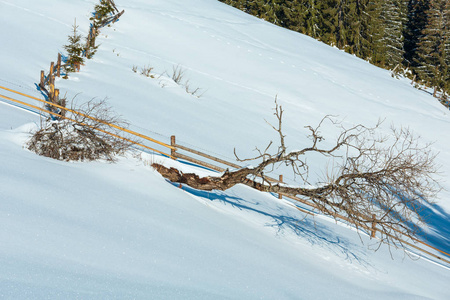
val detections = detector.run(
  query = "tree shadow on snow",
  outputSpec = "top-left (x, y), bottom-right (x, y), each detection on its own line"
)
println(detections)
top-left (411, 201), bottom-right (450, 258)
top-left (172, 181), bottom-right (371, 267)
top-left (385, 191), bottom-right (450, 258)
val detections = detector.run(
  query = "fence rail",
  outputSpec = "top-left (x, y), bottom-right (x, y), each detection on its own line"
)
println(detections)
top-left (0, 87), bottom-right (173, 158)
top-left (1, 85), bottom-right (449, 266)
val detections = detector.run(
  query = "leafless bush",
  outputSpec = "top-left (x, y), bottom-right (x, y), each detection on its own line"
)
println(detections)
top-left (171, 64), bottom-right (185, 84)
top-left (140, 65), bottom-right (154, 77)
top-left (28, 99), bottom-right (136, 162)
top-left (153, 100), bottom-right (441, 249)
top-left (184, 80), bottom-right (205, 98)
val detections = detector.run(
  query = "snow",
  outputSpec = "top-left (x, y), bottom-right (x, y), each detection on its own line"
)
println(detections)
top-left (1, 0), bottom-right (450, 298)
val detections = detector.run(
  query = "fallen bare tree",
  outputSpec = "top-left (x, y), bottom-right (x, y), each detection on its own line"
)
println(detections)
top-left (28, 99), bottom-right (135, 162)
top-left (153, 101), bottom-right (441, 248)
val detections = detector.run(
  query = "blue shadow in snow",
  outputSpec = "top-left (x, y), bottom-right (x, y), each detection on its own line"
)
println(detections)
top-left (34, 83), bottom-right (49, 101)
top-left (386, 189), bottom-right (450, 258)
top-left (174, 181), bottom-right (370, 265)
top-left (414, 202), bottom-right (450, 257)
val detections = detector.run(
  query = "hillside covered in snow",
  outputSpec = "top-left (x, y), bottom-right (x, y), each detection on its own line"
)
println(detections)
top-left (1, 0), bottom-right (450, 299)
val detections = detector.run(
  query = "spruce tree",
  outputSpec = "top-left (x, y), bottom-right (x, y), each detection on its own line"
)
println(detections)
top-left (344, 0), bottom-right (370, 56)
top-left (380, 0), bottom-right (408, 68)
top-left (276, 0), bottom-right (304, 32)
top-left (90, 0), bottom-right (116, 28)
top-left (320, 0), bottom-right (364, 52)
top-left (303, 0), bottom-right (324, 39)
top-left (64, 20), bottom-right (85, 73)
top-left (404, 0), bottom-right (430, 67)
top-left (414, 0), bottom-right (450, 96)
top-left (218, 0), bottom-right (449, 99)
top-left (362, 1), bottom-right (384, 62)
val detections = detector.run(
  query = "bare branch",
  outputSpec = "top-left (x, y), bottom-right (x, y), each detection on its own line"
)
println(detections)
top-left (154, 100), bottom-right (441, 251)
top-left (28, 98), bottom-right (137, 162)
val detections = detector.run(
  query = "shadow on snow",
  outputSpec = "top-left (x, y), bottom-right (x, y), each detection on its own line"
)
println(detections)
top-left (172, 181), bottom-right (371, 266)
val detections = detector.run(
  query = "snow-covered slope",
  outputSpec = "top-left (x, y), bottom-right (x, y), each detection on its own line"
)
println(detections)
top-left (1, 0), bottom-right (450, 298)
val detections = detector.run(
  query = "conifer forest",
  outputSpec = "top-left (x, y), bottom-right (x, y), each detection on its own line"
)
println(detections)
top-left (220, 0), bottom-right (450, 104)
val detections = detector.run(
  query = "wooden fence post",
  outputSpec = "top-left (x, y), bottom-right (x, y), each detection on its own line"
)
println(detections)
top-left (54, 89), bottom-right (59, 104)
top-left (371, 214), bottom-right (377, 238)
top-left (40, 70), bottom-right (45, 88)
top-left (49, 80), bottom-right (55, 103)
top-left (49, 62), bottom-right (54, 76)
top-left (60, 96), bottom-right (66, 117)
top-left (171, 135), bottom-right (176, 157)
top-left (57, 54), bottom-right (61, 77)
top-left (278, 174), bottom-right (283, 199)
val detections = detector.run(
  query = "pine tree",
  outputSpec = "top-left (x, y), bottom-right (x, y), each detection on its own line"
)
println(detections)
top-left (320, 0), bottom-right (365, 52)
top-left (219, 0), bottom-right (448, 98)
top-left (414, 0), bottom-right (450, 96)
top-left (303, 0), bottom-right (324, 39)
top-left (344, 0), bottom-right (370, 56)
top-left (64, 20), bottom-right (85, 74)
top-left (404, 0), bottom-right (430, 67)
top-left (380, 0), bottom-right (408, 68)
top-left (90, 0), bottom-right (116, 28)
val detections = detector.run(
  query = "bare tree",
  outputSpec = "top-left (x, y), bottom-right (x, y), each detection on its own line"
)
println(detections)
top-left (153, 101), bottom-right (441, 248)
top-left (28, 98), bottom-right (136, 162)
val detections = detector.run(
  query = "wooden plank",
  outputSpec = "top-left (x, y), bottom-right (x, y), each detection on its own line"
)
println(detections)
top-left (175, 153), bottom-right (225, 172)
top-left (0, 93), bottom-right (174, 159)
top-left (40, 71), bottom-right (45, 88)
top-left (371, 214), bottom-right (377, 238)
top-left (171, 135), bottom-right (176, 157)
top-left (50, 62), bottom-right (54, 76)
top-left (57, 54), bottom-right (61, 77)
top-left (54, 89), bottom-right (59, 104)
top-left (278, 175), bottom-right (283, 199)
top-left (174, 143), bottom-right (242, 170)
top-left (0, 85), bottom-right (175, 150)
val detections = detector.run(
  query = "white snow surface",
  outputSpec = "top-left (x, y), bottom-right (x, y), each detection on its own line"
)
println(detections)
top-left (1, 0), bottom-right (450, 299)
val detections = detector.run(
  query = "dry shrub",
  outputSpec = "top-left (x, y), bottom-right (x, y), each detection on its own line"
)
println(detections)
top-left (153, 100), bottom-right (441, 250)
top-left (28, 99), bottom-right (135, 162)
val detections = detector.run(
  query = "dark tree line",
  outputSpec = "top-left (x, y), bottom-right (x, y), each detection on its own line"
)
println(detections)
top-left (219, 0), bottom-right (450, 104)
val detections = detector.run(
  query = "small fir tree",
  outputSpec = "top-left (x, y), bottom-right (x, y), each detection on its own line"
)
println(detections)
top-left (64, 20), bottom-right (85, 74)
top-left (90, 0), bottom-right (116, 28)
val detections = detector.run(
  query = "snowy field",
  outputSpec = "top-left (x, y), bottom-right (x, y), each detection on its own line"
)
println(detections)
top-left (1, 0), bottom-right (450, 298)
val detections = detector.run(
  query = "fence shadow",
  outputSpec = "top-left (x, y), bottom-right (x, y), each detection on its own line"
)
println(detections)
top-left (173, 181), bottom-right (371, 266)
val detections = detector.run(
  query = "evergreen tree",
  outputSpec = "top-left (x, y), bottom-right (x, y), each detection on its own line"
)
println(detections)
top-left (414, 0), bottom-right (450, 96)
top-left (90, 0), bottom-right (116, 28)
top-left (64, 20), bottom-right (85, 73)
top-left (344, 0), bottom-right (370, 56)
top-left (320, 0), bottom-right (366, 52)
top-left (219, 0), bottom-right (447, 97)
top-left (404, 0), bottom-right (430, 67)
top-left (363, 1), bottom-right (384, 62)
top-left (380, 0), bottom-right (408, 68)
top-left (303, 0), bottom-right (325, 39)
top-left (276, 1), bottom-right (305, 32)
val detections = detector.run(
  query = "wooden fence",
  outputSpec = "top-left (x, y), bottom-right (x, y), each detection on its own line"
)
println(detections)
top-left (0, 85), bottom-right (174, 158)
top-left (85, 0), bottom-right (124, 59)
top-left (38, 0), bottom-right (125, 112)
top-left (1, 84), bottom-right (449, 266)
